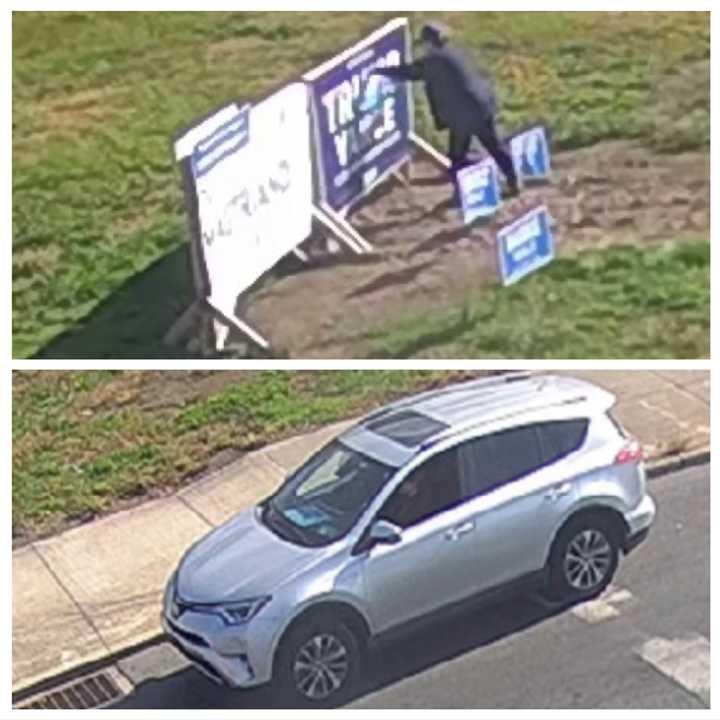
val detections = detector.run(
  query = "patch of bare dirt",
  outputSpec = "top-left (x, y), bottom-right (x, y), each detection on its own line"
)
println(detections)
top-left (36, 86), bottom-right (124, 133)
top-left (242, 141), bottom-right (708, 358)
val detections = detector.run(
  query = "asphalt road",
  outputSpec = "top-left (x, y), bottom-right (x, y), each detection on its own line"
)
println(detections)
top-left (111, 463), bottom-right (710, 709)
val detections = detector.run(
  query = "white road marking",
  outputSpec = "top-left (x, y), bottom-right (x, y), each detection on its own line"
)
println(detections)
top-left (571, 584), bottom-right (635, 624)
top-left (638, 634), bottom-right (710, 706)
top-left (604, 588), bottom-right (634, 605)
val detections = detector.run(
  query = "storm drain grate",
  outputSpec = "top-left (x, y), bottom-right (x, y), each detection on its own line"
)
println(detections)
top-left (18, 671), bottom-right (122, 710)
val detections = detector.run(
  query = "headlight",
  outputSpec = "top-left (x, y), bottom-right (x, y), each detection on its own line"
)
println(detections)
top-left (211, 596), bottom-right (272, 626)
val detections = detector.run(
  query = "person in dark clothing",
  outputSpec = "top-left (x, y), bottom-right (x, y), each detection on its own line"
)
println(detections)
top-left (373, 22), bottom-right (519, 196)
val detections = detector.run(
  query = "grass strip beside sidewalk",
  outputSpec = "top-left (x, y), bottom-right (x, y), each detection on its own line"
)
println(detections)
top-left (12, 370), bottom-right (486, 544)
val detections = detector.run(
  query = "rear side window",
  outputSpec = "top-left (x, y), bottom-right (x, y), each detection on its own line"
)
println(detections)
top-left (538, 420), bottom-right (589, 465)
top-left (459, 425), bottom-right (544, 498)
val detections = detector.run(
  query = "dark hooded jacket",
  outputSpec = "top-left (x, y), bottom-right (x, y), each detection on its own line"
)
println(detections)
top-left (376, 43), bottom-right (497, 134)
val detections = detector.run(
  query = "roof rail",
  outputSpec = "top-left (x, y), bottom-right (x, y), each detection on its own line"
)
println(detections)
top-left (419, 392), bottom-right (588, 451)
top-left (360, 372), bottom-right (535, 425)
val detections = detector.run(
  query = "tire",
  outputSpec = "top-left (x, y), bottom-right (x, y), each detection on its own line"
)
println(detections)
top-left (274, 617), bottom-right (363, 708)
top-left (548, 514), bottom-right (620, 602)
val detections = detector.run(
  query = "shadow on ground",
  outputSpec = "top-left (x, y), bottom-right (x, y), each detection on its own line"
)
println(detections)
top-left (34, 246), bottom-right (197, 360)
top-left (112, 593), bottom-right (569, 709)
top-left (31, 233), bottom-right (384, 360)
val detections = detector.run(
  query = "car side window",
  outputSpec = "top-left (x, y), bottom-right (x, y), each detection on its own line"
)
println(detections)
top-left (459, 425), bottom-right (544, 499)
top-left (538, 419), bottom-right (589, 466)
top-left (378, 448), bottom-right (462, 529)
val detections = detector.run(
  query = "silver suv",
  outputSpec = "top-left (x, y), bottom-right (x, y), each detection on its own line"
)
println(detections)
top-left (163, 373), bottom-right (655, 706)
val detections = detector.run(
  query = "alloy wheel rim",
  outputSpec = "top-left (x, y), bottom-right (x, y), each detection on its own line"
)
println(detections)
top-left (293, 633), bottom-right (349, 700)
top-left (563, 528), bottom-right (612, 591)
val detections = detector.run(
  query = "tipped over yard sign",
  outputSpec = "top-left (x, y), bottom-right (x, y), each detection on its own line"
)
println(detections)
top-left (496, 205), bottom-right (555, 286)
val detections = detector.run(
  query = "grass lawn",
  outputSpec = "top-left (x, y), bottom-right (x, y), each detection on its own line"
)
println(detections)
top-left (12, 370), bottom-right (487, 541)
top-left (12, 11), bottom-right (710, 358)
top-left (368, 238), bottom-right (710, 359)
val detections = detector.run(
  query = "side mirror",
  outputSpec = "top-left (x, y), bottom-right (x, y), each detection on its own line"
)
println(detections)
top-left (368, 519), bottom-right (402, 546)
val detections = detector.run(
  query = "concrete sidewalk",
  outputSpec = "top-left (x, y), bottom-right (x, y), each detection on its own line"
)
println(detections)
top-left (12, 371), bottom-right (710, 693)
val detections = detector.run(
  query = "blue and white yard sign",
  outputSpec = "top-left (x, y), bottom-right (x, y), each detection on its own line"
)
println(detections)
top-left (496, 205), bottom-right (555, 286)
top-left (510, 126), bottom-right (551, 182)
top-left (456, 158), bottom-right (501, 224)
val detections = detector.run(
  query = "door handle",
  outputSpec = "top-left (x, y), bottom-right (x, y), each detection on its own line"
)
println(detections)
top-left (445, 521), bottom-right (475, 541)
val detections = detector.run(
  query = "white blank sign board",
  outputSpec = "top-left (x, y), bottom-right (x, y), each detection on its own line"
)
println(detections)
top-left (175, 83), bottom-right (314, 320)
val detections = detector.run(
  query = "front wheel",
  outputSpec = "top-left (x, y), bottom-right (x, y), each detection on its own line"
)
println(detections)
top-left (275, 619), bottom-right (363, 708)
top-left (548, 515), bottom-right (620, 601)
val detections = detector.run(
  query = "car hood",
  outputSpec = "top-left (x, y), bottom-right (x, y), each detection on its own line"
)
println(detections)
top-left (176, 507), bottom-right (321, 604)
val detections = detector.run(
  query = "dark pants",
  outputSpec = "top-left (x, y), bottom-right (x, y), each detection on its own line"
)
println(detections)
top-left (448, 116), bottom-right (518, 191)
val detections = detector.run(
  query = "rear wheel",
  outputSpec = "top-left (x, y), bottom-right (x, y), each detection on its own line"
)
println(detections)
top-left (548, 514), bottom-right (620, 601)
top-left (275, 618), bottom-right (363, 708)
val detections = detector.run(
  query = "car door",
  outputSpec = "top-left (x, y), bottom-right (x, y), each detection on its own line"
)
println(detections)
top-left (359, 446), bottom-right (479, 634)
top-left (456, 421), bottom-right (587, 593)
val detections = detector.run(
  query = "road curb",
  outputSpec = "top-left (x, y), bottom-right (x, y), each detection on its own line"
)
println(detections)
top-left (14, 450), bottom-right (710, 705)
top-left (646, 449), bottom-right (710, 480)
top-left (12, 634), bottom-right (165, 707)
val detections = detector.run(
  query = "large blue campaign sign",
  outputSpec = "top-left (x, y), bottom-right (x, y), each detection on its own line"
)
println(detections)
top-left (456, 158), bottom-right (501, 224)
top-left (304, 19), bottom-right (412, 213)
top-left (497, 205), bottom-right (555, 286)
top-left (510, 126), bottom-right (552, 182)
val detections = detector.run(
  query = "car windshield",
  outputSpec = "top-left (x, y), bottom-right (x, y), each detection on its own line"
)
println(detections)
top-left (262, 440), bottom-right (396, 547)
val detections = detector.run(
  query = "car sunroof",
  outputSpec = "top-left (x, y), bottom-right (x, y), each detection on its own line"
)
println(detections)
top-left (365, 410), bottom-right (449, 448)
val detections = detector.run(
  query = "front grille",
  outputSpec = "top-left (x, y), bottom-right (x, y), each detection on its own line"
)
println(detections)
top-left (17, 671), bottom-right (123, 710)
top-left (167, 618), bottom-right (209, 647)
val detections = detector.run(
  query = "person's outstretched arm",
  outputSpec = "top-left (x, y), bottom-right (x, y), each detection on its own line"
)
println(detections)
top-left (372, 60), bottom-right (425, 82)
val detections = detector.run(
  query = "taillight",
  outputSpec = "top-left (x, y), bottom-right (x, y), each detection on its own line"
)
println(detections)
top-left (615, 441), bottom-right (643, 465)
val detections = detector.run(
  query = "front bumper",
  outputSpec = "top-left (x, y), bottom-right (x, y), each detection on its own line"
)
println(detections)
top-left (162, 614), bottom-right (260, 688)
top-left (161, 583), bottom-right (277, 688)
